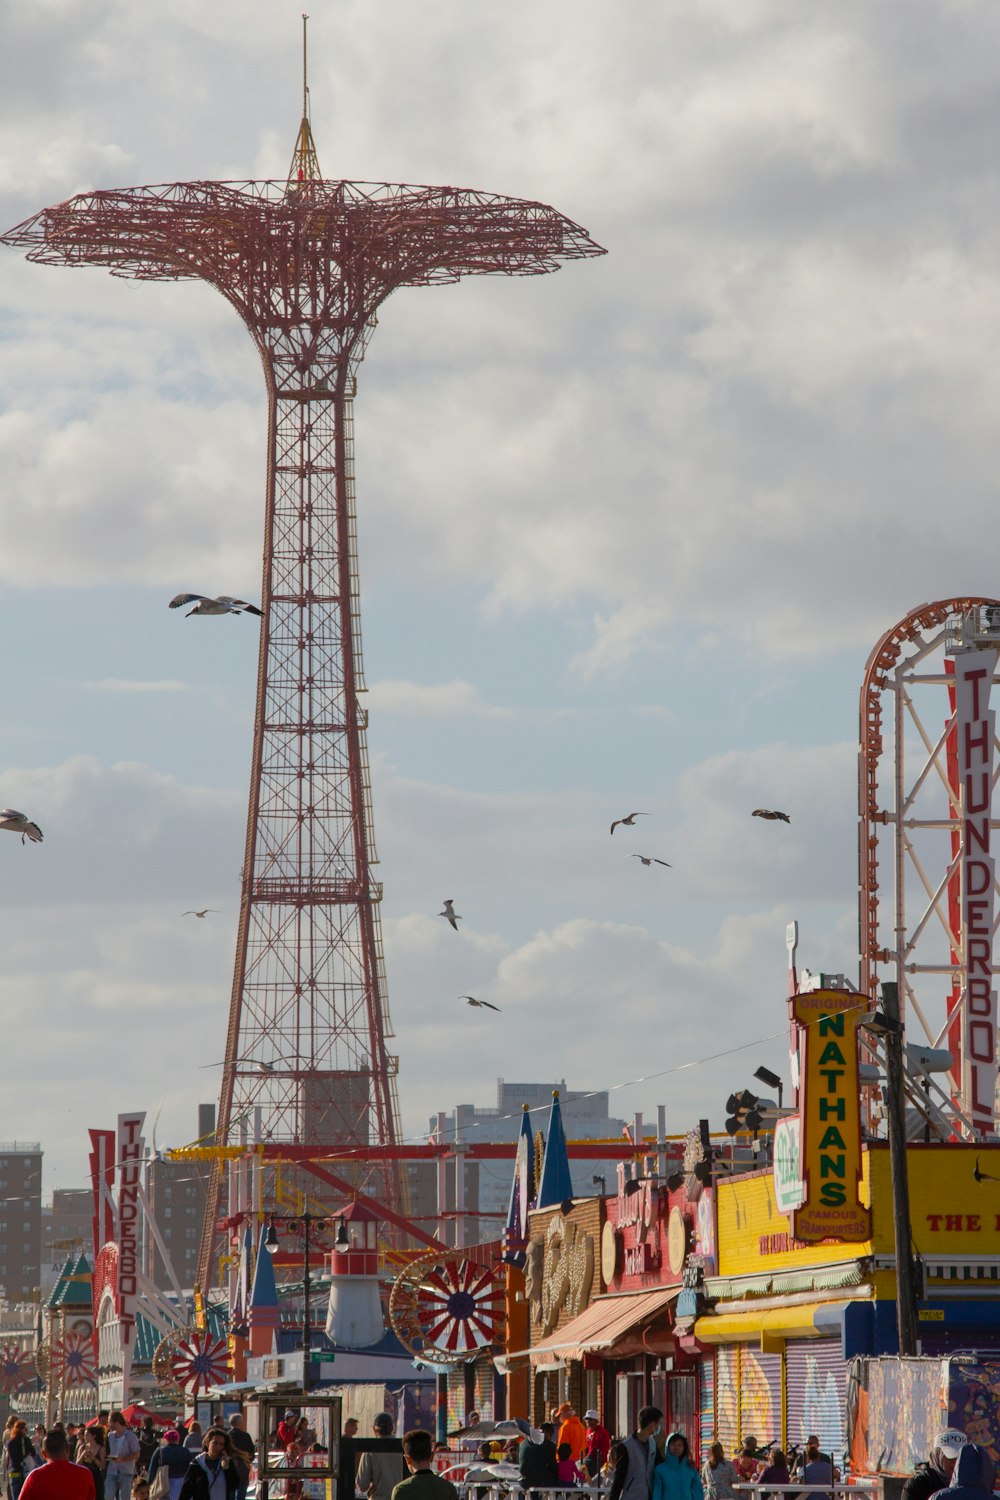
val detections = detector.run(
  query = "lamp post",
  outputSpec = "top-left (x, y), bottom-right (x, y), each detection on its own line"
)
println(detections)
top-left (264, 1211), bottom-right (346, 1391)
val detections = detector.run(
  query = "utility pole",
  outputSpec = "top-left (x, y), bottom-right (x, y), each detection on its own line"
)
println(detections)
top-left (879, 982), bottom-right (919, 1354)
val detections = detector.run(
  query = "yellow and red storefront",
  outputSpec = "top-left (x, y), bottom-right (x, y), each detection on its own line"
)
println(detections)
top-left (685, 1141), bottom-right (1000, 1463)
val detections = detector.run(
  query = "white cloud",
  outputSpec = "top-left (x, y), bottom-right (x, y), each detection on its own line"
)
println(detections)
top-left (81, 678), bottom-right (188, 694)
top-left (368, 679), bottom-right (512, 719)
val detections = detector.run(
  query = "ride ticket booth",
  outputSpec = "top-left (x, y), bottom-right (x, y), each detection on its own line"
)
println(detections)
top-left (244, 1389), bottom-right (342, 1499)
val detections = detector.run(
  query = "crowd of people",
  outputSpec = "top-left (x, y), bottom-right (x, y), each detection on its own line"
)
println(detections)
top-left (0, 1411), bottom-right (258, 1500)
top-left (499, 1408), bottom-right (998, 1500)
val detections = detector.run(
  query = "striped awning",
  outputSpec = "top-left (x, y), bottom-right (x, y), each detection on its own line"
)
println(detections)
top-left (925, 1258), bottom-right (1000, 1282)
top-left (513, 1286), bottom-right (680, 1366)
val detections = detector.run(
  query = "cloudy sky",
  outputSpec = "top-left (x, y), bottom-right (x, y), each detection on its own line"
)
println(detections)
top-left (2, 0), bottom-right (999, 1199)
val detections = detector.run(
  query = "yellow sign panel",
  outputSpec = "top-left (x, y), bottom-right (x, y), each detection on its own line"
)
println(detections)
top-left (716, 1168), bottom-right (869, 1277)
top-left (791, 990), bottom-right (872, 1243)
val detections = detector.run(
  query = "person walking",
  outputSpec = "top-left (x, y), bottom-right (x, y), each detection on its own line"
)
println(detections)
top-left (557, 1409), bottom-right (588, 1465)
top-left (177, 1430), bottom-right (239, 1500)
top-left (78, 1426), bottom-right (107, 1498)
top-left (183, 1426), bottom-right (204, 1457)
top-left (582, 1412), bottom-right (611, 1482)
top-left (519, 1423), bottom-right (559, 1496)
top-left (390, 1429), bottom-right (459, 1500)
top-left (6, 1421), bottom-right (38, 1500)
top-left (901, 1432), bottom-right (968, 1500)
top-left (608, 1407), bottom-right (666, 1500)
top-left (147, 1431), bottom-right (194, 1500)
top-left (19, 1428), bottom-right (95, 1500)
top-left (106, 1413), bottom-right (141, 1500)
top-left (357, 1415), bottom-right (406, 1500)
top-left (701, 1443), bottom-right (739, 1500)
top-left (138, 1422), bottom-right (159, 1476)
top-left (226, 1418), bottom-right (255, 1500)
top-left (652, 1433), bottom-right (702, 1500)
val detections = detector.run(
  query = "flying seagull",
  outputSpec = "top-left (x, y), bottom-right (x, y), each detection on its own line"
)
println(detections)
top-left (630, 855), bottom-right (672, 868)
top-left (752, 808), bottom-right (791, 823)
top-left (610, 812), bottom-right (648, 835)
top-left (182, 909), bottom-right (218, 919)
top-left (169, 593), bottom-right (263, 617)
top-left (461, 990), bottom-right (500, 1014)
top-left (974, 1156), bottom-right (1000, 1183)
top-left (461, 995), bottom-right (501, 1011)
top-left (0, 809), bottom-right (43, 845)
top-left (199, 1058), bottom-right (276, 1073)
top-left (439, 899), bottom-right (462, 931)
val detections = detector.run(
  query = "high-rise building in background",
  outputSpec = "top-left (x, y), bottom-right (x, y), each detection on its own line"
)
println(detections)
top-left (0, 1143), bottom-right (43, 1301)
top-left (408, 1080), bottom-right (628, 1244)
top-left (41, 1189), bottom-right (92, 1296)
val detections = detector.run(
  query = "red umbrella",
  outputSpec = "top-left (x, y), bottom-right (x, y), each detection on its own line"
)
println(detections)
top-left (120, 1405), bottom-right (175, 1427)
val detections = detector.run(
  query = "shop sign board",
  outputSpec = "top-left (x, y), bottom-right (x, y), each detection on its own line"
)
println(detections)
top-left (790, 990), bottom-right (871, 1243)
top-left (773, 1115), bottom-right (804, 1213)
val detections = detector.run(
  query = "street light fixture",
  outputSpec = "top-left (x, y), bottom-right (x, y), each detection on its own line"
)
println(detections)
top-left (753, 1065), bottom-right (784, 1108)
top-left (261, 1209), bottom-right (333, 1391)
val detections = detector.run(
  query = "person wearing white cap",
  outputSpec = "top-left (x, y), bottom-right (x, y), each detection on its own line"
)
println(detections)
top-left (582, 1411), bottom-right (611, 1482)
top-left (901, 1429), bottom-right (968, 1500)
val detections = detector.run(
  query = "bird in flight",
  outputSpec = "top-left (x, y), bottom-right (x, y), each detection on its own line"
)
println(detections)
top-left (630, 855), bottom-right (671, 868)
top-left (752, 808), bottom-right (791, 823)
top-left (199, 1057), bottom-right (276, 1073)
top-left (0, 809), bottom-right (43, 845)
top-left (182, 909), bottom-right (218, 919)
top-left (439, 899), bottom-right (462, 931)
top-left (169, 593), bottom-right (263, 617)
top-left (974, 1156), bottom-right (1000, 1183)
top-left (461, 995), bottom-right (501, 1011)
top-left (610, 812), bottom-right (648, 835)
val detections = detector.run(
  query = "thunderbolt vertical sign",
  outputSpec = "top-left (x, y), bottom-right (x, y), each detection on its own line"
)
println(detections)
top-left (116, 1113), bottom-right (145, 1356)
top-left (955, 648), bottom-right (1000, 1134)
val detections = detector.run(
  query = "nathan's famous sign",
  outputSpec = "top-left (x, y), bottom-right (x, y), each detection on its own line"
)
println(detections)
top-left (790, 989), bottom-right (871, 1243)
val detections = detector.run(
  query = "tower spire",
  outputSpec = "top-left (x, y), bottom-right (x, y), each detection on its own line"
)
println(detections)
top-left (287, 13), bottom-right (322, 195)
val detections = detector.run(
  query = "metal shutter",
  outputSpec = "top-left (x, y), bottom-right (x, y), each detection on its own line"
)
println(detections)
top-left (474, 1358), bottom-right (494, 1420)
top-left (739, 1345), bottom-right (783, 1450)
top-left (715, 1345), bottom-right (739, 1457)
top-left (785, 1338), bottom-right (847, 1467)
top-left (699, 1355), bottom-right (716, 1461)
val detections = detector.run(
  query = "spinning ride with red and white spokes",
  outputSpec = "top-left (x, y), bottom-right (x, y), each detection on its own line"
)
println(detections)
top-left (389, 1250), bottom-right (503, 1362)
top-left (0, 1344), bottom-right (34, 1394)
top-left (50, 1332), bottom-right (97, 1388)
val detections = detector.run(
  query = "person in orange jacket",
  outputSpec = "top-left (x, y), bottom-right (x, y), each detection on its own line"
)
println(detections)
top-left (555, 1407), bottom-right (587, 1464)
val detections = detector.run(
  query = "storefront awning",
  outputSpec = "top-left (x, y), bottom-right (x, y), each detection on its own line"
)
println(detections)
top-left (515, 1287), bottom-right (680, 1366)
top-left (693, 1297), bottom-right (866, 1346)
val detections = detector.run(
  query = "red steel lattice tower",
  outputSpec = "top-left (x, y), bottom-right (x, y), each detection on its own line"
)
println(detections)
top-left (3, 56), bottom-right (604, 1283)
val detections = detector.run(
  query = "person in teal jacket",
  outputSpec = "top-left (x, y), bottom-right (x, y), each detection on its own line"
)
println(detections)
top-left (652, 1433), bottom-right (703, 1500)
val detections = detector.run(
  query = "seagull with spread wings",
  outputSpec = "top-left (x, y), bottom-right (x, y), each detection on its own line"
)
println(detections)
top-left (439, 899), bottom-right (462, 931)
top-left (461, 995), bottom-right (501, 1011)
top-left (610, 812), bottom-right (648, 835)
top-left (182, 909), bottom-right (218, 919)
top-left (752, 808), bottom-right (791, 823)
top-left (169, 593), bottom-right (263, 617)
top-left (0, 809), bottom-right (43, 845)
top-left (630, 854), bottom-right (671, 868)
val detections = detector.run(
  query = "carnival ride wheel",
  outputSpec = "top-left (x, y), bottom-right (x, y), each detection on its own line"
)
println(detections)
top-left (389, 1249), bottom-right (503, 1362)
top-left (0, 1344), bottom-right (35, 1395)
top-left (49, 1331), bottom-right (97, 1389)
top-left (153, 1326), bottom-right (229, 1399)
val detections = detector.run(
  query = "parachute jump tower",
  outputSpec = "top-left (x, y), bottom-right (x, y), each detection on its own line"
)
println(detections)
top-left (2, 23), bottom-right (605, 1284)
